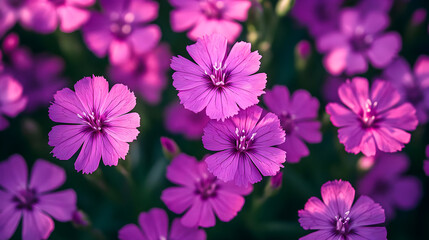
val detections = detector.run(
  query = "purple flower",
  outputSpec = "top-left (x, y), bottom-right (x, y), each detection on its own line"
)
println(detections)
top-left (0, 73), bottom-right (27, 131)
top-left (424, 145), bottom-right (429, 176)
top-left (169, 0), bottom-right (252, 43)
top-left (109, 44), bottom-right (171, 104)
top-left (119, 208), bottom-right (206, 240)
top-left (0, 155), bottom-right (77, 240)
top-left (48, 76), bottom-right (140, 174)
top-left (317, 9), bottom-right (401, 76)
top-left (298, 180), bottom-right (386, 240)
top-left (164, 102), bottom-right (210, 140)
top-left (326, 77), bottom-right (418, 157)
top-left (264, 85), bottom-right (321, 163)
top-left (0, 0), bottom-right (35, 36)
top-left (83, 0), bottom-right (161, 65)
top-left (382, 56), bottom-right (429, 124)
top-left (202, 105), bottom-right (286, 186)
top-left (161, 153), bottom-right (252, 227)
top-left (358, 153), bottom-right (422, 219)
top-left (171, 34), bottom-right (267, 121)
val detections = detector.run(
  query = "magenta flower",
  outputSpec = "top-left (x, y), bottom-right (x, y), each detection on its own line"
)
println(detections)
top-left (169, 0), bottom-right (252, 43)
top-left (358, 153), bottom-right (422, 219)
top-left (83, 0), bottom-right (161, 65)
top-left (119, 208), bottom-right (206, 240)
top-left (263, 85), bottom-right (321, 163)
top-left (202, 105), bottom-right (286, 186)
top-left (171, 34), bottom-right (267, 121)
top-left (326, 77), bottom-right (418, 157)
top-left (0, 73), bottom-right (27, 131)
top-left (424, 145), bottom-right (429, 176)
top-left (382, 56), bottom-right (429, 124)
top-left (164, 102), bottom-right (210, 140)
top-left (0, 155), bottom-right (77, 240)
top-left (298, 180), bottom-right (386, 240)
top-left (317, 9), bottom-right (401, 75)
top-left (109, 44), bottom-right (171, 104)
top-left (48, 75), bottom-right (140, 174)
top-left (0, 0), bottom-right (35, 36)
top-left (161, 153), bottom-right (252, 227)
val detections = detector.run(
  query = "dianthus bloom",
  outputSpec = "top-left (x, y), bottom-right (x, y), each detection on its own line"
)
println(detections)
top-left (48, 76), bottom-right (140, 174)
top-left (0, 73), bottom-right (27, 131)
top-left (358, 153), bottom-right (422, 219)
top-left (424, 145), bottom-right (429, 176)
top-left (83, 0), bottom-right (161, 65)
top-left (161, 153), bottom-right (252, 227)
top-left (326, 77), bottom-right (418, 156)
top-left (317, 9), bottom-right (401, 75)
top-left (202, 105), bottom-right (286, 186)
top-left (119, 208), bottom-right (206, 240)
top-left (0, 155), bottom-right (77, 240)
top-left (382, 56), bottom-right (429, 124)
top-left (264, 85), bottom-right (321, 163)
top-left (169, 0), bottom-right (252, 43)
top-left (298, 180), bottom-right (386, 240)
top-left (171, 34), bottom-right (266, 121)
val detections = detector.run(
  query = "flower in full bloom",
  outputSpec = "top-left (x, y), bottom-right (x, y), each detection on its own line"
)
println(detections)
top-left (0, 155), bottom-right (77, 240)
top-left (326, 77), bottom-right (418, 156)
top-left (424, 145), bottom-right (429, 176)
top-left (164, 102), bottom-right (209, 140)
top-left (202, 105), bottom-right (286, 186)
top-left (0, 73), bottom-right (27, 131)
top-left (83, 0), bottom-right (161, 65)
top-left (119, 208), bottom-right (206, 240)
top-left (109, 44), bottom-right (171, 104)
top-left (298, 180), bottom-right (386, 240)
top-left (171, 34), bottom-right (267, 121)
top-left (263, 85), bottom-right (321, 163)
top-left (317, 9), bottom-right (401, 75)
top-left (48, 75), bottom-right (140, 174)
top-left (358, 153), bottom-right (422, 219)
top-left (161, 153), bottom-right (252, 227)
top-left (169, 0), bottom-right (252, 43)
top-left (382, 56), bottom-right (429, 124)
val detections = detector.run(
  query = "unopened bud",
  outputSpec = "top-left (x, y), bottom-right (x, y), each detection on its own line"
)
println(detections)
top-left (161, 137), bottom-right (180, 159)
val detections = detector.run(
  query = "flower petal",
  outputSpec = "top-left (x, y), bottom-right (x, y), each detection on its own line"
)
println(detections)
top-left (138, 208), bottom-right (169, 240)
top-left (38, 189), bottom-right (77, 221)
top-left (29, 159), bottom-right (65, 193)
top-left (0, 154), bottom-right (28, 193)
top-left (22, 209), bottom-right (54, 240)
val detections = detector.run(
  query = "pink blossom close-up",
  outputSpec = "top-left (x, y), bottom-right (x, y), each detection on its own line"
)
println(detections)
top-left (326, 77), bottom-right (418, 157)
top-left (0, 72), bottom-right (27, 131)
top-left (118, 208), bottom-right (206, 240)
top-left (48, 75), bottom-right (140, 174)
top-left (171, 33), bottom-right (266, 121)
top-left (0, 155), bottom-right (77, 240)
top-left (169, 0), bottom-right (252, 43)
top-left (161, 153), bottom-right (252, 228)
top-left (202, 105), bottom-right (286, 186)
top-left (298, 180), bottom-right (387, 240)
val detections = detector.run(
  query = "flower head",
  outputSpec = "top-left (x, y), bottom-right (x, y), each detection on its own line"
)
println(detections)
top-left (0, 72), bottom-right (27, 131)
top-left (0, 155), bottom-right (77, 240)
top-left (171, 34), bottom-right (266, 121)
top-left (161, 153), bottom-right (252, 227)
top-left (48, 75), bottom-right (140, 174)
top-left (298, 180), bottom-right (386, 240)
top-left (202, 105), bottom-right (286, 186)
top-left (118, 208), bottom-right (206, 240)
top-left (326, 77), bottom-right (418, 156)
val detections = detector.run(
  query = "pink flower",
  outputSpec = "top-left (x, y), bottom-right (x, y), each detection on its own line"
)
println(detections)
top-left (424, 145), bottom-right (429, 176)
top-left (161, 153), bottom-right (252, 228)
top-left (358, 153), bottom-right (422, 219)
top-left (48, 76), bottom-right (140, 174)
top-left (0, 0), bottom-right (37, 36)
top-left (109, 44), bottom-right (171, 104)
top-left (326, 77), bottom-right (418, 157)
top-left (0, 155), bottom-right (77, 240)
top-left (298, 180), bottom-right (386, 240)
top-left (0, 73), bottom-right (27, 131)
top-left (202, 105), bottom-right (286, 186)
top-left (164, 102), bottom-right (209, 140)
top-left (169, 0), bottom-right (252, 43)
top-left (171, 34), bottom-right (266, 121)
top-left (82, 0), bottom-right (161, 65)
top-left (317, 9), bottom-right (401, 76)
top-left (118, 208), bottom-right (206, 240)
top-left (264, 85), bottom-right (322, 163)
top-left (382, 56), bottom-right (429, 124)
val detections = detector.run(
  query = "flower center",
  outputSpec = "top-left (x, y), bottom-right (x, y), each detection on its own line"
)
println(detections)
top-left (279, 111), bottom-right (295, 134)
top-left (350, 27), bottom-right (373, 52)
top-left (110, 12), bottom-right (135, 39)
top-left (206, 62), bottom-right (227, 87)
top-left (200, 0), bottom-right (225, 19)
top-left (195, 176), bottom-right (218, 200)
top-left (361, 99), bottom-right (378, 128)
top-left (335, 211), bottom-right (351, 235)
top-left (13, 189), bottom-right (38, 210)
top-left (77, 111), bottom-right (105, 132)
top-left (235, 128), bottom-right (256, 152)
top-left (374, 180), bottom-right (391, 195)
